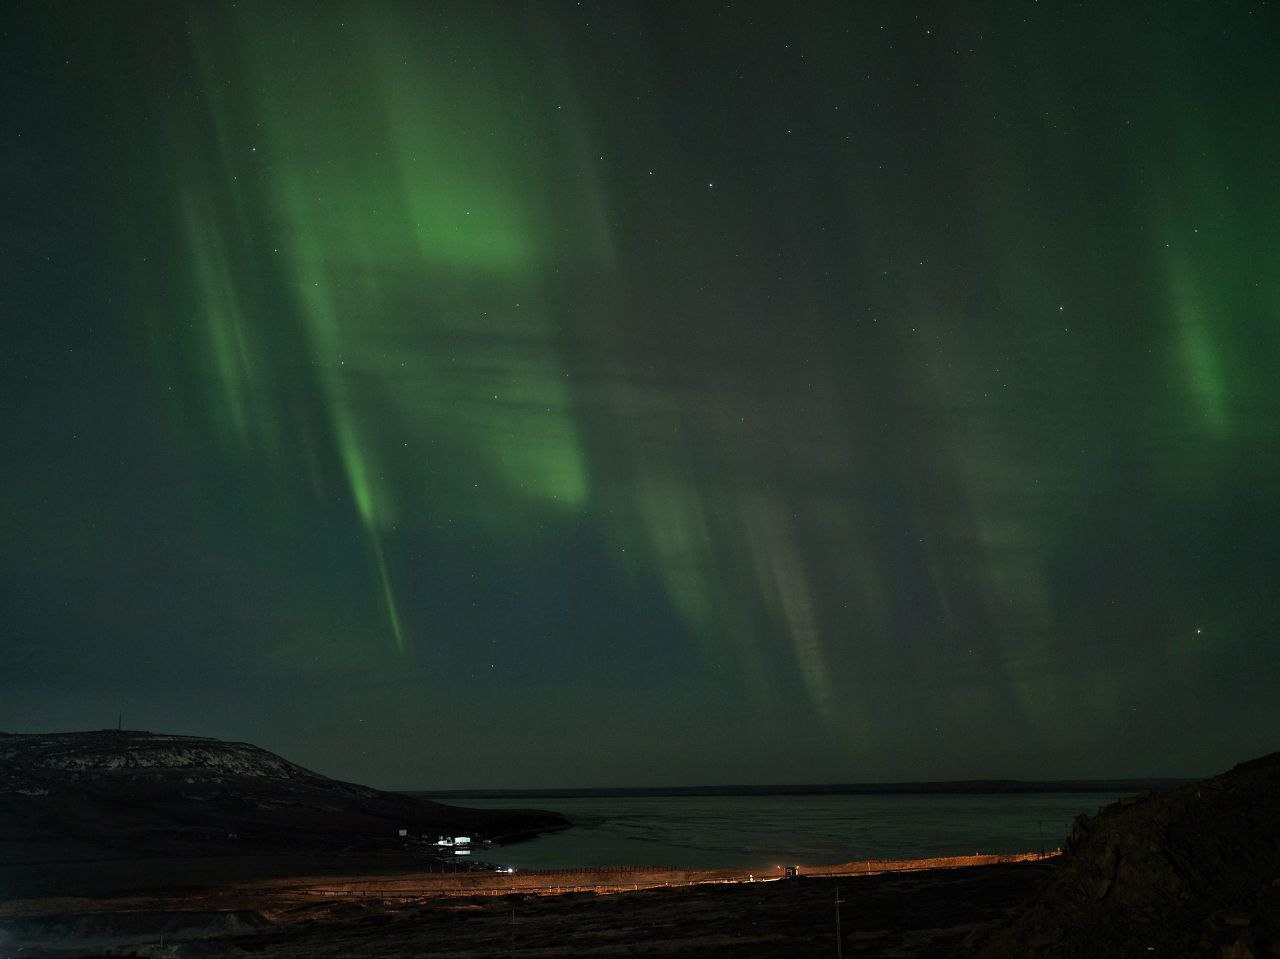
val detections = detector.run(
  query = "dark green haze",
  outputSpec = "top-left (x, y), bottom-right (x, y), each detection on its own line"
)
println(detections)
top-left (3, 1), bottom-right (1278, 788)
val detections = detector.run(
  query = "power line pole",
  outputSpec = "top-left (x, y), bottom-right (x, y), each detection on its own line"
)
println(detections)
top-left (835, 885), bottom-right (844, 959)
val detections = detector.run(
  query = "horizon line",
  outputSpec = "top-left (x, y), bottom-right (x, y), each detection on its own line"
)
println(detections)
top-left (407, 776), bottom-right (1190, 797)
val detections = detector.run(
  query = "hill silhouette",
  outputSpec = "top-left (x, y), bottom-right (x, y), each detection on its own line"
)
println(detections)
top-left (0, 729), bottom-right (565, 872)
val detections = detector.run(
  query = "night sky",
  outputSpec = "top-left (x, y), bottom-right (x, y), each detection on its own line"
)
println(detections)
top-left (3, 1), bottom-right (1278, 790)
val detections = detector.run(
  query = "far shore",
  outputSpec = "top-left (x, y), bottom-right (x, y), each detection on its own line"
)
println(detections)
top-left (209, 849), bottom-right (1058, 903)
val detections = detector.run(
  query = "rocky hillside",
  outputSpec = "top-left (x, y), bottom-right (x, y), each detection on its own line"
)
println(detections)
top-left (974, 752), bottom-right (1280, 957)
top-left (0, 730), bottom-right (565, 865)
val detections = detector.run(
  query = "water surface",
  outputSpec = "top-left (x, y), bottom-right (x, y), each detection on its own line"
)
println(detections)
top-left (432, 792), bottom-right (1126, 871)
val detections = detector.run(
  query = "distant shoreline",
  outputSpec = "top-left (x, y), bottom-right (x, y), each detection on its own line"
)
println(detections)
top-left (411, 779), bottom-right (1185, 800)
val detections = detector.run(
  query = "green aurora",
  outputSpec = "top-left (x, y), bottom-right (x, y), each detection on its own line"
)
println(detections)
top-left (3, 1), bottom-right (1278, 788)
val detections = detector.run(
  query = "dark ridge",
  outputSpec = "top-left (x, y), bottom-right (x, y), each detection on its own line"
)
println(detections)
top-left (972, 751), bottom-right (1280, 957)
top-left (0, 730), bottom-right (567, 872)
top-left (413, 778), bottom-right (1186, 800)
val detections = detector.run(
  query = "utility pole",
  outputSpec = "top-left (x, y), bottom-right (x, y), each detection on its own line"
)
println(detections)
top-left (509, 906), bottom-right (515, 959)
top-left (834, 885), bottom-right (844, 959)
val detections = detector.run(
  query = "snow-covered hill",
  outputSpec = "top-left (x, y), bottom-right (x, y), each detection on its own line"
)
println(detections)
top-left (1, 731), bottom-right (318, 782)
top-left (0, 730), bottom-right (371, 800)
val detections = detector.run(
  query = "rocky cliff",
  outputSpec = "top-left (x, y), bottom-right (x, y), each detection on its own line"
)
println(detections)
top-left (975, 752), bottom-right (1280, 957)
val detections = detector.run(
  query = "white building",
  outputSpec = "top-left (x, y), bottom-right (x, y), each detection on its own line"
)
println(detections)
top-left (435, 834), bottom-right (473, 847)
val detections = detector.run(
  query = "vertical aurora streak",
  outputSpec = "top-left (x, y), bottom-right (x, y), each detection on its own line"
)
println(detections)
top-left (161, 3), bottom-right (607, 647)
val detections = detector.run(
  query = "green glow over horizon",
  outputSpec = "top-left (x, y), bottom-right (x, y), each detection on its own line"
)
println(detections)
top-left (8, 0), bottom-right (1279, 787)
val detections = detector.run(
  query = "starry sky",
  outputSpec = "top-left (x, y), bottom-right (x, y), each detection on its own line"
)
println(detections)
top-left (3, 1), bottom-right (1278, 790)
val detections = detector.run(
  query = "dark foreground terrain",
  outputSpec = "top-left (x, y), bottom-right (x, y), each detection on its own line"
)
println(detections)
top-left (975, 751), bottom-right (1280, 958)
top-left (3, 733), bottom-right (1277, 957)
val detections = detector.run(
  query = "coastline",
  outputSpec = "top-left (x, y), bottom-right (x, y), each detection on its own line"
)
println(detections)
top-left (0, 851), bottom-right (1056, 957)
